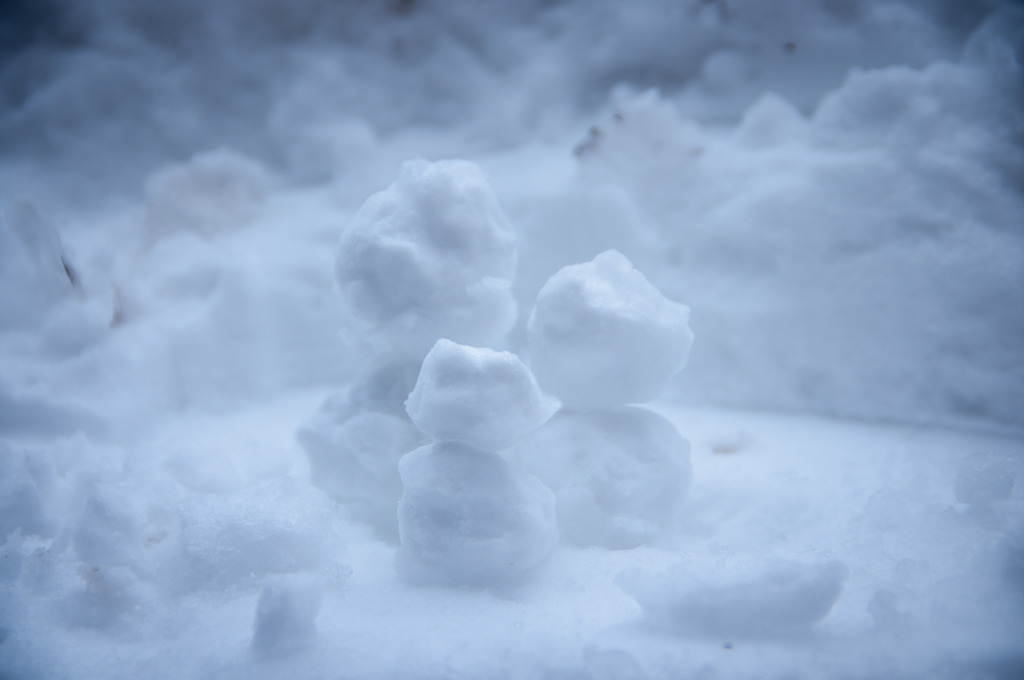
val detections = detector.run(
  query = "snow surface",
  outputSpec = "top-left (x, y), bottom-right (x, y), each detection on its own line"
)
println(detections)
top-left (2, 1), bottom-right (1023, 678)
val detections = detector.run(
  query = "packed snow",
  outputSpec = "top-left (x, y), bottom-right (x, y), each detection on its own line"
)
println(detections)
top-left (2, 1), bottom-right (1023, 679)
top-left (405, 339), bottom-right (556, 453)
top-left (528, 249), bottom-right (694, 410)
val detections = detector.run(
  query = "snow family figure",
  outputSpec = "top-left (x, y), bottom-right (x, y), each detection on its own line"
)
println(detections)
top-left (301, 159), bottom-right (695, 585)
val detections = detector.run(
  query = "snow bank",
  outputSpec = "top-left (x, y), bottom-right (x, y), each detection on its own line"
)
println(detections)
top-left (557, 25), bottom-right (1024, 428)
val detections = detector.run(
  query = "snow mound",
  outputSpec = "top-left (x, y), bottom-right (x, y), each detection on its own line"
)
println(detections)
top-left (335, 158), bottom-right (517, 353)
top-left (395, 441), bottom-right (557, 586)
top-left (619, 559), bottom-right (847, 638)
top-left (528, 250), bottom-right (693, 409)
top-left (178, 478), bottom-right (343, 591)
top-left (405, 339), bottom-right (556, 452)
top-left (144, 149), bottom-right (269, 239)
top-left (251, 572), bottom-right (325, 655)
top-left (508, 407), bottom-right (691, 549)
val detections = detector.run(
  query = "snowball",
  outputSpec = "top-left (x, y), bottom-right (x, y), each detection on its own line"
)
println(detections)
top-left (619, 560), bottom-right (847, 637)
top-left (528, 250), bottom-right (693, 409)
top-left (144, 149), bottom-right (269, 239)
top-left (335, 159), bottom-right (517, 352)
top-left (297, 405), bottom-right (426, 540)
top-left (251, 572), bottom-right (325, 655)
top-left (507, 407), bottom-right (691, 548)
top-left (405, 339), bottom-right (557, 452)
top-left (395, 442), bottom-right (557, 586)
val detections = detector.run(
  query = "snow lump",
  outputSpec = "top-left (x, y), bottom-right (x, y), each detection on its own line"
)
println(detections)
top-left (395, 441), bottom-right (558, 586)
top-left (528, 250), bottom-right (693, 409)
top-left (335, 158), bottom-right (518, 352)
top-left (405, 339), bottom-right (557, 453)
top-left (619, 560), bottom-right (847, 638)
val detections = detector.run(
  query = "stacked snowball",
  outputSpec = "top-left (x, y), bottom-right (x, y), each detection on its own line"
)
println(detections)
top-left (396, 339), bottom-right (558, 585)
top-left (335, 158), bottom-right (517, 353)
top-left (299, 160), bottom-right (520, 540)
top-left (510, 250), bottom-right (695, 548)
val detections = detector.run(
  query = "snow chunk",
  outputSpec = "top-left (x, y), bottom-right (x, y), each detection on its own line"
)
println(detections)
top-left (251, 572), bottom-right (325, 655)
top-left (619, 560), bottom-right (847, 638)
top-left (508, 407), bottom-right (691, 548)
top-left (396, 441), bottom-right (557, 586)
top-left (528, 250), bottom-right (693, 409)
top-left (298, 404), bottom-right (426, 541)
top-left (335, 159), bottom-right (517, 352)
top-left (405, 339), bottom-right (557, 452)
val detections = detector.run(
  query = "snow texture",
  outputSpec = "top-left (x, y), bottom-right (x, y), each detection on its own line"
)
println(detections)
top-left (528, 250), bottom-right (693, 409)
top-left (1, 2), bottom-right (1023, 679)
top-left (619, 559), bottom-right (847, 638)
top-left (335, 158), bottom-right (517, 353)
top-left (508, 407), bottom-right (692, 548)
top-left (395, 441), bottom-right (558, 586)
top-left (405, 339), bottom-right (557, 452)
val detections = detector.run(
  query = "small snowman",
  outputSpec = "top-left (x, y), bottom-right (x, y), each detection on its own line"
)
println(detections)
top-left (298, 159), bottom-right (519, 539)
top-left (509, 250), bottom-right (695, 548)
top-left (396, 339), bottom-right (559, 585)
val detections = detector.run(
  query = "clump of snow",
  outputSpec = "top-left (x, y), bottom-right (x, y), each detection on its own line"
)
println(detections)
top-left (251, 572), bottom-right (325, 655)
top-left (528, 250), bottom-right (693, 410)
top-left (395, 441), bottom-right (557, 586)
top-left (405, 339), bottom-right (556, 453)
top-left (335, 158), bottom-right (517, 353)
top-left (144, 149), bottom-right (270, 240)
top-left (508, 407), bottom-right (691, 548)
top-left (619, 559), bottom-right (847, 638)
top-left (297, 404), bottom-right (425, 541)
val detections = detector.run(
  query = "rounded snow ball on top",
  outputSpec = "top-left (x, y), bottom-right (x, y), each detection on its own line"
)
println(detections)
top-left (405, 339), bottom-right (557, 452)
top-left (528, 250), bottom-right (693, 409)
top-left (335, 159), bottom-right (517, 351)
top-left (395, 442), bottom-right (558, 586)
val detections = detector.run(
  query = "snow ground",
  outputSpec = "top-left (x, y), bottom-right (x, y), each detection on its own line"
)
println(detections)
top-left (3, 394), bottom-right (1021, 679)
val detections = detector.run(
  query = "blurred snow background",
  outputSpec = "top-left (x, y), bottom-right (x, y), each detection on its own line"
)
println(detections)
top-left (1, 0), bottom-right (1023, 678)
top-left (2, 0), bottom-right (1021, 431)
